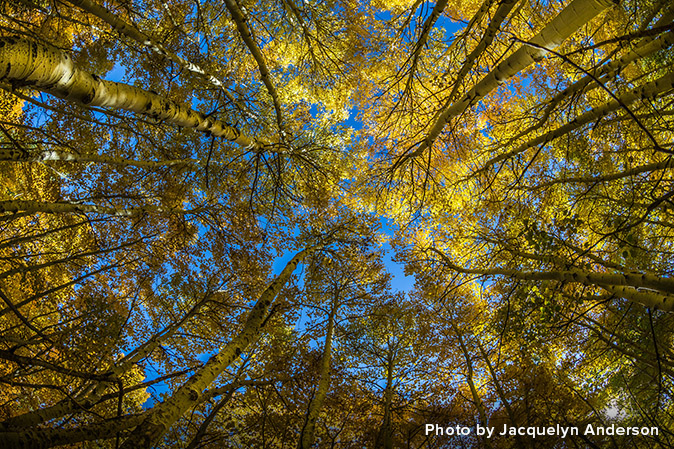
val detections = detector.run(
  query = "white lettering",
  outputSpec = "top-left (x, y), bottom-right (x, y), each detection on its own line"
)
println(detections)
top-left (424, 424), bottom-right (473, 436)
top-left (476, 425), bottom-right (494, 438)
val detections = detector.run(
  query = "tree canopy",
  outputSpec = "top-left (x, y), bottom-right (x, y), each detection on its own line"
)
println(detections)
top-left (1, 0), bottom-right (674, 447)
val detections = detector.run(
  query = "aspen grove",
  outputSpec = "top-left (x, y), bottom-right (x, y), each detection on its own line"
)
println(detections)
top-left (1, 0), bottom-right (674, 447)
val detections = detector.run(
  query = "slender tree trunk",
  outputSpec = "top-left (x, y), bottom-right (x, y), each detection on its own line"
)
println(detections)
top-left (530, 156), bottom-right (673, 189)
top-left (452, 325), bottom-right (491, 449)
top-left (62, 0), bottom-right (249, 114)
top-left (508, 27), bottom-right (674, 145)
top-left (0, 147), bottom-right (199, 168)
top-left (1, 413), bottom-right (147, 449)
top-left (406, 0), bottom-right (449, 83)
top-left (223, 0), bottom-right (284, 131)
top-left (298, 293), bottom-right (339, 449)
top-left (375, 351), bottom-right (395, 449)
top-left (441, 0), bottom-right (497, 59)
top-left (431, 248), bottom-right (674, 311)
top-left (397, 0), bottom-right (615, 167)
top-left (184, 363), bottom-right (249, 449)
top-left (0, 200), bottom-right (185, 217)
top-left (184, 390), bottom-right (235, 449)
top-left (0, 37), bottom-right (260, 149)
top-left (476, 340), bottom-right (517, 426)
top-left (0, 293), bottom-right (212, 429)
top-left (119, 247), bottom-right (316, 449)
top-left (445, 0), bottom-right (519, 102)
top-left (475, 339), bottom-right (531, 447)
top-left (482, 70), bottom-right (674, 171)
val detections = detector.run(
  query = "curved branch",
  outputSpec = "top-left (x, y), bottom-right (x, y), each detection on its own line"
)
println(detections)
top-left (223, 0), bottom-right (285, 133)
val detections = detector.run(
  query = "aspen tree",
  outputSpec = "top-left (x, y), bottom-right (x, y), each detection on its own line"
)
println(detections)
top-left (2, 0), bottom-right (674, 446)
top-left (0, 38), bottom-right (261, 149)
top-left (120, 247), bottom-right (317, 448)
top-left (430, 248), bottom-right (674, 311)
top-left (0, 293), bottom-right (213, 429)
top-left (0, 199), bottom-right (186, 217)
top-left (480, 70), bottom-right (674, 172)
top-left (62, 0), bottom-right (249, 114)
top-left (394, 0), bottom-right (615, 170)
top-left (298, 292), bottom-right (338, 449)
top-left (0, 147), bottom-right (199, 168)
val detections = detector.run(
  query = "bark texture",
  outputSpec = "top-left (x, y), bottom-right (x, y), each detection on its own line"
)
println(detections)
top-left (63, 0), bottom-right (248, 113)
top-left (431, 248), bottom-right (674, 312)
top-left (396, 0), bottom-right (615, 167)
top-left (119, 247), bottom-right (316, 448)
top-left (482, 69), bottom-right (674, 170)
top-left (0, 37), bottom-right (260, 149)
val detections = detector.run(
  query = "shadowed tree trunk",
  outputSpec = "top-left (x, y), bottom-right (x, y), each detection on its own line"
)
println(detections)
top-left (298, 293), bottom-right (338, 449)
top-left (119, 247), bottom-right (317, 449)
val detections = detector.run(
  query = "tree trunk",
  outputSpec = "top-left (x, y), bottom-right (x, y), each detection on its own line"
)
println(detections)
top-left (445, 0), bottom-right (519, 102)
top-left (431, 247), bottom-right (674, 311)
top-left (397, 0), bottom-right (615, 166)
top-left (518, 27), bottom-right (674, 143)
top-left (62, 0), bottom-right (249, 114)
top-left (0, 37), bottom-right (260, 149)
top-left (375, 351), bottom-right (395, 449)
top-left (0, 293), bottom-right (212, 429)
top-left (0, 200), bottom-right (183, 217)
top-left (475, 339), bottom-right (531, 447)
top-left (482, 69), bottom-right (674, 171)
top-left (452, 325), bottom-right (491, 449)
top-left (223, 0), bottom-right (284, 130)
top-left (0, 147), bottom-right (199, 168)
top-left (298, 293), bottom-right (338, 449)
top-left (406, 0), bottom-right (449, 83)
top-left (476, 340), bottom-right (517, 426)
top-left (119, 247), bottom-right (316, 449)
top-left (1, 414), bottom-right (146, 449)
